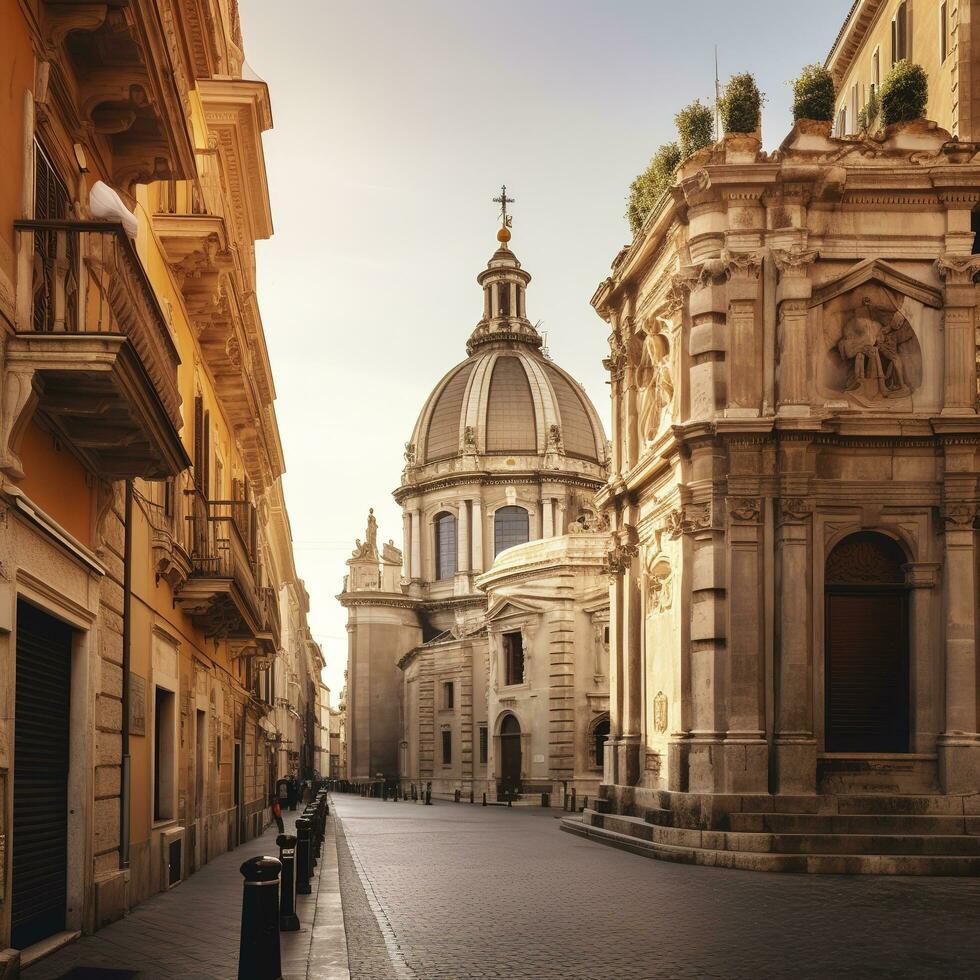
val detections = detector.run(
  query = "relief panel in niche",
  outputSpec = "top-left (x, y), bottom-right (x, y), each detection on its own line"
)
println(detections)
top-left (812, 264), bottom-right (942, 414)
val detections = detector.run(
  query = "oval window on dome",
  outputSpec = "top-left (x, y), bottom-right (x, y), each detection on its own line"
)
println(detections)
top-left (494, 506), bottom-right (529, 557)
top-left (434, 512), bottom-right (457, 580)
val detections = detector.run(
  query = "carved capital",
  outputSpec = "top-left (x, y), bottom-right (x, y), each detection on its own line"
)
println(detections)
top-left (943, 502), bottom-right (976, 528)
top-left (665, 502), bottom-right (714, 538)
top-left (771, 247), bottom-right (819, 278)
top-left (935, 254), bottom-right (980, 285)
top-left (777, 497), bottom-right (812, 524)
top-left (727, 496), bottom-right (762, 524)
top-left (723, 248), bottom-right (763, 282)
top-left (605, 524), bottom-right (639, 575)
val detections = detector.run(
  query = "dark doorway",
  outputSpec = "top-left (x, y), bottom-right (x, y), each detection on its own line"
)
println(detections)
top-left (12, 600), bottom-right (72, 949)
top-left (499, 715), bottom-right (522, 796)
top-left (825, 532), bottom-right (909, 753)
top-left (592, 716), bottom-right (611, 768)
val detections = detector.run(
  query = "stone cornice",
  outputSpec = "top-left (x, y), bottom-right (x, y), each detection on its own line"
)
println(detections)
top-left (394, 469), bottom-right (604, 504)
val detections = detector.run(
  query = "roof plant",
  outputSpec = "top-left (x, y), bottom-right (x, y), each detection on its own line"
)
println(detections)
top-left (719, 72), bottom-right (764, 134)
top-left (879, 60), bottom-right (929, 125)
top-left (627, 141), bottom-right (682, 235)
top-left (675, 99), bottom-right (715, 158)
top-left (790, 64), bottom-right (836, 122)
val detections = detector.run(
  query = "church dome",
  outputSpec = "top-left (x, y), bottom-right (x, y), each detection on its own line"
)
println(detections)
top-left (405, 236), bottom-right (607, 469)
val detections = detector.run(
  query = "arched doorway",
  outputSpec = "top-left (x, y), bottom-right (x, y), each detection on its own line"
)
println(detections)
top-left (825, 531), bottom-right (909, 753)
top-left (591, 714), bottom-right (610, 768)
top-left (498, 714), bottom-right (522, 795)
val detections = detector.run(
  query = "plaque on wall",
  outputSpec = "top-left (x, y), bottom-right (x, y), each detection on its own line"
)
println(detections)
top-left (130, 673), bottom-right (147, 736)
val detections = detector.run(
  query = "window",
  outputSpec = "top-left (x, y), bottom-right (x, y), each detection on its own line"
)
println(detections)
top-left (836, 106), bottom-right (847, 138)
top-left (850, 84), bottom-right (859, 134)
top-left (871, 47), bottom-right (880, 94)
top-left (441, 730), bottom-right (452, 765)
top-left (603, 626), bottom-right (610, 645)
top-left (479, 726), bottom-right (488, 764)
top-left (892, 1), bottom-right (908, 65)
top-left (443, 680), bottom-right (454, 710)
top-left (504, 631), bottom-right (524, 686)
top-left (434, 512), bottom-right (457, 580)
top-left (940, 2), bottom-right (949, 63)
top-left (593, 716), bottom-right (611, 768)
top-left (154, 687), bottom-right (176, 821)
top-left (493, 506), bottom-right (529, 557)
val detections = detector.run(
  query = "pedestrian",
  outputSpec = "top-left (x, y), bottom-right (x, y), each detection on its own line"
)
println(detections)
top-left (272, 796), bottom-right (284, 834)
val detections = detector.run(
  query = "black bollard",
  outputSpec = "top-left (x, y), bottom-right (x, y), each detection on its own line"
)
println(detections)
top-left (571, 788), bottom-right (577, 813)
top-left (470, 787), bottom-right (474, 804)
top-left (507, 790), bottom-right (512, 808)
top-left (238, 856), bottom-right (282, 980)
top-left (295, 818), bottom-right (313, 895)
top-left (454, 789), bottom-right (460, 803)
top-left (583, 795), bottom-right (589, 812)
top-left (276, 834), bottom-right (300, 932)
top-left (425, 788), bottom-right (432, 805)
top-left (482, 793), bottom-right (487, 806)
top-left (542, 792), bottom-right (550, 808)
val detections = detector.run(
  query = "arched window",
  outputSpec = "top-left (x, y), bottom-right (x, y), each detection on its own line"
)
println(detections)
top-left (591, 715), bottom-right (610, 768)
top-left (493, 506), bottom-right (529, 557)
top-left (434, 512), bottom-right (457, 580)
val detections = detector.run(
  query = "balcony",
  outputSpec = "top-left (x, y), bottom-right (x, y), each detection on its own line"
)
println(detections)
top-left (6, 220), bottom-right (189, 480)
top-left (175, 490), bottom-right (279, 650)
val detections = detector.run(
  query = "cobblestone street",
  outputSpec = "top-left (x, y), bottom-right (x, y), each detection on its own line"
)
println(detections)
top-left (333, 795), bottom-right (980, 980)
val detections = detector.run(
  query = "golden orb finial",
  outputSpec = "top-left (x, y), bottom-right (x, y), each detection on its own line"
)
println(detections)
top-left (497, 225), bottom-right (511, 243)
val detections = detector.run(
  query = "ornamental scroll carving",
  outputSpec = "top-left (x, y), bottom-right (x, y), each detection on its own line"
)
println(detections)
top-left (777, 498), bottom-right (811, 524)
top-left (825, 532), bottom-right (906, 585)
top-left (943, 503), bottom-right (977, 529)
top-left (646, 559), bottom-right (672, 614)
top-left (727, 497), bottom-right (761, 523)
top-left (605, 525), bottom-right (638, 575)
top-left (653, 691), bottom-right (668, 734)
top-left (665, 502), bottom-right (713, 539)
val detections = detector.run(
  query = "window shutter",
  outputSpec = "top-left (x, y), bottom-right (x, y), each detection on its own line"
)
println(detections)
top-left (193, 396), bottom-right (204, 490)
top-left (202, 411), bottom-right (211, 499)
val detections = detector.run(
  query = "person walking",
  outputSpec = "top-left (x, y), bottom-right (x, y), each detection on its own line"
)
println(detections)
top-left (272, 796), bottom-right (284, 834)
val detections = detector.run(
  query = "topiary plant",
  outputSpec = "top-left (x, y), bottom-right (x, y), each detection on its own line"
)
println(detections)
top-left (626, 142), bottom-right (682, 235)
top-left (879, 60), bottom-right (928, 125)
top-left (790, 64), bottom-right (836, 122)
top-left (719, 72), bottom-right (764, 134)
top-left (675, 99), bottom-right (715, 158)
top-left (857, 87), bottom-right (881, 134)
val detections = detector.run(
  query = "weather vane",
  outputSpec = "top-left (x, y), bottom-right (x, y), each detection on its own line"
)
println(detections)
top-left (493, 184), bottom-right (514, 230)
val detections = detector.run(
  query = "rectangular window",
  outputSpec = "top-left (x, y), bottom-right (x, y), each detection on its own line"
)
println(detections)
top-left (504, 631), bottom-right (525, 686)
top-left (441, 730), bottom-right (452, 765)
top-left (872, 47), bottom-right (880, 91)
top-left (443, 680), bottom-right (454, 710)
top-left (154, 687), bottom-right (176, 822)
top-left (892, 2), bottom-right (908, 64)
top-left (850, 84), bottom-right (859, 134)
top-left (479, 726), bottom-right (488, 764)
top-left (940, 2), bottom-right (949, 63)
top-left (837, 106), bottom-right (847, 138)
top-left (435, 513), bottom-right (457, 580)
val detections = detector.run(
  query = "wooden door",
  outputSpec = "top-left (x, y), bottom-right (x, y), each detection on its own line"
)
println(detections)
top-left (826, 591), bottom-right (909, 752)
top-left (499, 715), bottom-right (522, 794)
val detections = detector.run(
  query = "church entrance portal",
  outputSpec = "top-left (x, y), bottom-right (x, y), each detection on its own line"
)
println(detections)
top-left (499, 715), bottom-right (522, 796)
top-left (824, 531), bottom-right (909, 753)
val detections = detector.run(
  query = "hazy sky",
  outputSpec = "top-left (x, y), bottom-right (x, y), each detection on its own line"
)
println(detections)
top-left (238, 0), bottom-right (850, 695)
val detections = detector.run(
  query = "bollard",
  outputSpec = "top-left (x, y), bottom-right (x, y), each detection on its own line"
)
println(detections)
top-left (454, 789), bottom-right (460, 803)
top-left (276, 834), bottom-right (300, 932)
top-left (295, 818), bottom-right (313, 895)
top-left (571, 788), bottom-right (577, 813)
top-left (583, 795), bottom-right (589, 812)
top-left (482, 793), bottom-right (487, 806)
top-left (238, 856), bottom-right (282, 980)
top-left (541, 792), bottom-right (550, 808)
top-left (507, 790), bottom-right (512, 808)
top-left (470, 787), bottom-right (474, 804)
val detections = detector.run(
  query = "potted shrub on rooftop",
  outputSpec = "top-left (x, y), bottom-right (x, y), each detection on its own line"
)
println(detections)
top-left (782, 63), bottom-right (836, 151)
top-left (718, 72), bottom-right (764, 162)
top-left (877, 60), bottom-right (944, 147)
top-left (626, 141), bottom-right (681, 236)
top-left (674, 98), bottom-right (716, 177)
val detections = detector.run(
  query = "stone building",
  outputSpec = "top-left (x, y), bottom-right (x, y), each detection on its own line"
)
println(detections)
top-left (0, 0), bottom-right (322, 959)
top-left (829, 0), bottom-right (979, 140)
top-left (569, 100), bottom-right (980, 871)
top-left (340, 216), bottom-right (612, 800)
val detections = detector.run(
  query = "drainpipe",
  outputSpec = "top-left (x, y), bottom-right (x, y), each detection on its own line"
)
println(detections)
top-left (120, 479), bottom-right (132, 869)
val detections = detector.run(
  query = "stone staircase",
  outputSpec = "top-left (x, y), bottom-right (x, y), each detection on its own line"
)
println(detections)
top-left (560, 792), bottom-right (980, 874)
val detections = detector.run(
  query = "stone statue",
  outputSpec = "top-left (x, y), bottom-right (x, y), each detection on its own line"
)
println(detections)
top-left (636, 331), bottom-right (673, 443)
top-left (366, 508), bottom-right (378, 548)
top-left (837, 295), bottom-right (914, 398)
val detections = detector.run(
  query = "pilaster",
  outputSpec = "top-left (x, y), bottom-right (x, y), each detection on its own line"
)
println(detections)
top-left (773, 247), bottom-right (818, 416)
top-left (936, 255), bottom-right (980, 416)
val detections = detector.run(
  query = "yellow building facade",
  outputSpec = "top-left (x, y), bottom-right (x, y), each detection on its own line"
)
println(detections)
top-left (0, 0), bottom-right (322, 960)
top-left (828, 0), bottom-right (979, 139)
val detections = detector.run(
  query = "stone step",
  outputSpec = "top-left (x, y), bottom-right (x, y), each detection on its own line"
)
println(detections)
top-left (835, 794), bottom-right (973, 816)
top-left (729, 812), bottom-right (977, 835)
top-left (563, 816), bottom-right (980, 876)
top-left (643, 807), bottom-right (673, 827)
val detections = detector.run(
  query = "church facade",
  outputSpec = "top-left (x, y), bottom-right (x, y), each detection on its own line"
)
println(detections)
top-left (568, 111), bottom-right (980, 873)
top-left (340, 219), bottom-right (613, 800)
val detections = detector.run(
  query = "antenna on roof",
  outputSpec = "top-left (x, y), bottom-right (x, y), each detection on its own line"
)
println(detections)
top-left (714, 45), bottom-right (721, 138)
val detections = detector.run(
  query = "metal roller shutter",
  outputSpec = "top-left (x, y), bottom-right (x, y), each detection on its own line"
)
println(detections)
top-left (12, 600), bottom-right (72, 949)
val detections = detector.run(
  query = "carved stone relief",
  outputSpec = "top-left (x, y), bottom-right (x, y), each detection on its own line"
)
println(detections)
top-left (653, 691), bottom-right (668, 734)
top-left (646, 559), bottom-right (672, 615)
top-left (636, 325), bottom-right (674, 444)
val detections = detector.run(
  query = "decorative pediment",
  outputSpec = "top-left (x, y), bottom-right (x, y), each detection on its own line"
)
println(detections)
top-left (485, 597), bottom-right (542, 623)
top-left (810, 258), bottom-right (942, 311)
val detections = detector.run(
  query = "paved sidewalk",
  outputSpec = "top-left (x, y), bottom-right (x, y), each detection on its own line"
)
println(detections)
top-left (23, 809), bottom-right (349, 980)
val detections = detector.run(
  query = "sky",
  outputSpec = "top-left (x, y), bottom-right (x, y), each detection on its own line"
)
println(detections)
top-left (237, 0), bottom-right (851, 696)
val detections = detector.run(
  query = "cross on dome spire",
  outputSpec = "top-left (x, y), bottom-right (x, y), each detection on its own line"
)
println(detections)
top-left (493, 184), bottom-right (514, 244)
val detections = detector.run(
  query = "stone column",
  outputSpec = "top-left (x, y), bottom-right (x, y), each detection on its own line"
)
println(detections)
top-left (621, 555), bottom-right (642, 786)
top-left (457, 501), bottom-right (470, 572)
top-left (471, 498), bottom-right (483, 573)
top-left (936, 255), bottom-right (980, 416)
top-left (772, 248), bottom-right (818, 416)
top-left (774, 497), bottom-right (816, 793)
top-left (724, 493), bottom-right (768, 793)
top-left (725, 252), bottom-right (763, 416)
top-left (402, 512), bottom-right (411, 580)
top-left (604, 310), bottom-right (625, 479)
top-left (410, 510), bottom-right (421, 580)
top-left (939, 494), bottom-right (980, 792)
top-left (542, 497), bottom-right (554, 538)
